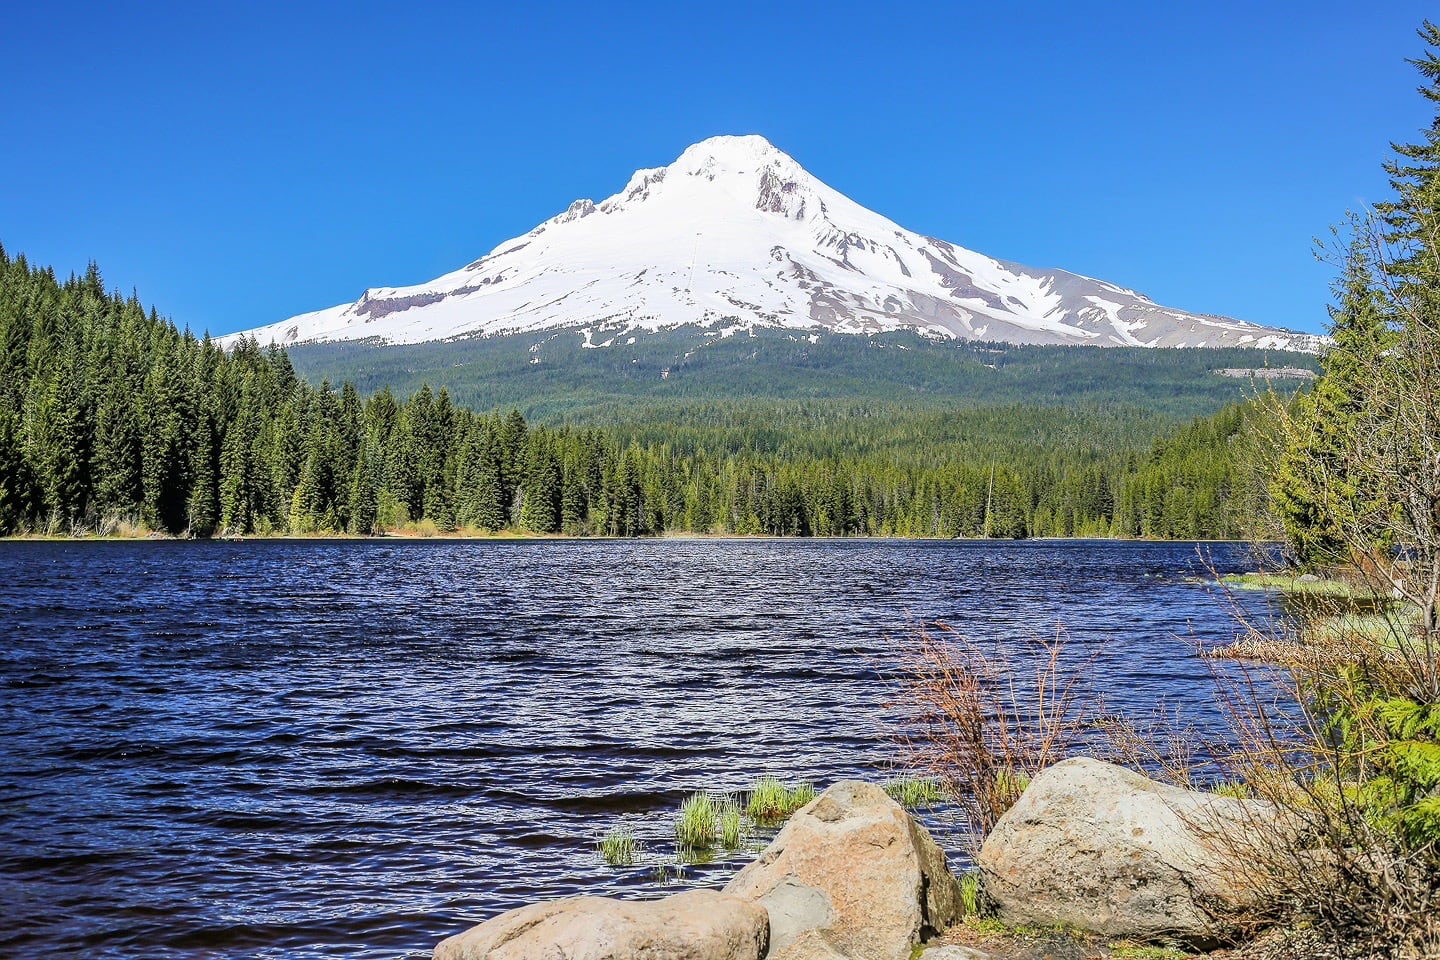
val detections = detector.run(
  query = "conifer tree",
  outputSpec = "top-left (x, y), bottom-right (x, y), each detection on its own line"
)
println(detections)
top-left (1272, 238), bottom-right (1391, 565)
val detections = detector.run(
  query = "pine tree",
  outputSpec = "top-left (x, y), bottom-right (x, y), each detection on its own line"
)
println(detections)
top-left (1272, 238), bottom-right (1391, 565)
top-left (518, 431), bottom-right (562, 533)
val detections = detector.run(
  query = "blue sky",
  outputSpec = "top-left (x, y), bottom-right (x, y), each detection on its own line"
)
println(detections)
top-left (2, 1), bottom-right (1434, 337)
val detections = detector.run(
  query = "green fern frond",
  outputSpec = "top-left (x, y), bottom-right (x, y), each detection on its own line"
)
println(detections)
top-left (1383, 741), bottom-right (1440, 791)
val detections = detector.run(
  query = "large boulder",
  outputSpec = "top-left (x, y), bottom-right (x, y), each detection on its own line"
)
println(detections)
top-left (724, 780), bottom-right (962, 960)
top-left (978, 757), bottom-right (1276, 946)
top-left (432, 889), bottom-right (769, 960)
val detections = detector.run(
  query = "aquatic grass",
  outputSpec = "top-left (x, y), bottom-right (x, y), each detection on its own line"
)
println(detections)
top-left (718, 800), bottom-right (746, 849)
top-left (674, 792), bottom-right (719, 849)
top-left (746, 776), bottom-right (815, 823)
top-left (1308, 608), bottom-right (1421, 650)
top-left (597, 824), bottom-right (642, 866)
top-left (1220, 571), bottom-right (1377, 600)
top-left (746, 776), bottom-right (791, 822)
top-left (884, 775), bottom-right (945, 809)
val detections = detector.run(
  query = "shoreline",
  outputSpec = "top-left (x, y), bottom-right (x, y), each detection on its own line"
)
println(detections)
top-left (0, 531), bottom-right (1260, 545)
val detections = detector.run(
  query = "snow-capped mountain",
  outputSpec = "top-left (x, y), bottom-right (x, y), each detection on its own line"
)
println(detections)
top-left (229, 135), bottom-right (1319, 351)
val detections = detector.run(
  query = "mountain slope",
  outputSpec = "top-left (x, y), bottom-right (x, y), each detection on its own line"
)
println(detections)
top-left (230, 135), bottom-right (1319, 351)
top-left (286, 327), bottom-right (1318, 422)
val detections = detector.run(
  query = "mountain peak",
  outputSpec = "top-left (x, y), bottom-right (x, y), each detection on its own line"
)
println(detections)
top-left (226, 138), bottom-right (1320, 353)
top-left (674, 134), bottom-right (787, 170)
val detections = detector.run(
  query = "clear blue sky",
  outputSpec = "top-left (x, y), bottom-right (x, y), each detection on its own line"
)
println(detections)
top-left (2, 1), bottom-right (1434, 337)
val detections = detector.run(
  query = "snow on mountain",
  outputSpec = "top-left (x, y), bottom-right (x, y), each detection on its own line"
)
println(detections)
top-left (227, 135), bottom-right (1320, 352)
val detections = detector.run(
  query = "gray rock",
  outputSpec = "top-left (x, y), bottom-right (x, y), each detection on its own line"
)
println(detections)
top-left (431, 889), bottom-right (769, 960)
top-left (919, 947), bottom-right (997, 960)
top-left (768, 929), bottom-right (851, 960)
top-left (978, 757), bottom-right (1277, 947)
top-left (724, 780), bottom-right (962, 960)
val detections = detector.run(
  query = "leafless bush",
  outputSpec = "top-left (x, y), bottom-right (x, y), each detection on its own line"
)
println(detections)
top-left (890, 621), bottom-right (1101, 852)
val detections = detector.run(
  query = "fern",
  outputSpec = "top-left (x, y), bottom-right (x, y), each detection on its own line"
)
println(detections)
top-left (1376, 697), bottom-right (1440, 739)
top-left (1383, 741), bottom-right (1440, 792)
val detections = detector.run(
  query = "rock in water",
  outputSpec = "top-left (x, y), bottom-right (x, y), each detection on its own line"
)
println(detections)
top-left (724, 780), bottom-right (962, 960)
top-left (978, 757), bottom-right (1275, 946)
top-left (431, 889), bottom-right (768, 960)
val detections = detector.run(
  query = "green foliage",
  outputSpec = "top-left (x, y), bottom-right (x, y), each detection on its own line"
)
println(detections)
top-left (958, 871), bottom-right (985, 918)
top-left (883, 775), bottom-right (945, 809)
top-left (1376, 697), bottom-right (1440, 741)
top-left (717, 801), bottom-right (746, 850)
top-left (1106, 946), bottom-right (1192, 960)
top-left (673, 792), bottom-right (719, 850)
top-left (994, 769), bottom-right (1032, 807)
top-left (0, 244), bottom-right (1292, 541)
top-left (1271, 235), bottom-right (1391, 567)
top-left (287, 324), bottom-right (1315, 421)
top-left (745, 776), bottom-right (815, 824)
top-left (597, 824), bottom-right (642, 866)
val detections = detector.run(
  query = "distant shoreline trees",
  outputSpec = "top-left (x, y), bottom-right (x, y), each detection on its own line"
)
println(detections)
top-left (0, 243), bottom-right (1265, 541)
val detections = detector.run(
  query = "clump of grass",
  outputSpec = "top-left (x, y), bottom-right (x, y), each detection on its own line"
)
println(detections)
top-left (1209, 778), bottom-right (1251, 799)
top-left (1219, 571), bottom-right (1371, 599)
top-left (959, 870), bottom-right (985, 917)
top-left (597, 824), bottom-right (642, 866)
top-left (674, 792), bottom-right (719, 849)
top-left (884, 775), bottom-right (945, 809)
top-left (746, 776), bottom-right (815, 823)
top-left (746, 776), bottom-right (789, 821)
top-left (718, 800), bottom-right (746, 849)
top-left (650, 862), bottom-right (684, 884)
top-left (994, 769), bottom-right (1032, 808)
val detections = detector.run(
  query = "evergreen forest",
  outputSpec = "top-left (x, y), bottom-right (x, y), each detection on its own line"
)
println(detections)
top-left (0, 242), bottom-right (1293, 540)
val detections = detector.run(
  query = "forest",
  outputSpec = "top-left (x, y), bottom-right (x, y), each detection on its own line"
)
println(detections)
top-left (288, 320), bottom-right (1315, 420)
top-left (0, 242), bottom-right (1279, 541)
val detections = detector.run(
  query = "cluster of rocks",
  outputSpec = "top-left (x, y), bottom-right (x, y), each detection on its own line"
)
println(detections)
top-left (433, 759), bottom-right (1279, 960)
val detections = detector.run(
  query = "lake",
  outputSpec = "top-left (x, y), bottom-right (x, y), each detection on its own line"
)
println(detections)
top-left (0, 538), bottom-right (1276, 959)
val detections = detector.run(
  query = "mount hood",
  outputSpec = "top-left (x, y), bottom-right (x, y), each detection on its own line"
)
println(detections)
top-left (230, 135), bottom-right (1318, 352)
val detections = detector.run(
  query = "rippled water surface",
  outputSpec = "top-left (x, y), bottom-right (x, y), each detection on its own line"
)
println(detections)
top-left (0, 539), bottom-right (1274, 959)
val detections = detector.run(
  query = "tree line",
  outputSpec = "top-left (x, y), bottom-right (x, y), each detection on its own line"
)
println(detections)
top-left (0, 242), bottom-right (1257, 540)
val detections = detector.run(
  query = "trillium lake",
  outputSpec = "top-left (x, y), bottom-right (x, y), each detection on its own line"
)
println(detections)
top-left (1, 539), bottom-right (1278, 959)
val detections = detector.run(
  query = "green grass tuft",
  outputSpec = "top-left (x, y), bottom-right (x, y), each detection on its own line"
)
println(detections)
top-left (674, 792), bottom-right (719, 849)
top-left (597, 824), bottom-right (642, 866)
top-left (747, 776), bottom-right (789, 822)
top-left (994, 769), bottom-right (1032, 802)
top-left (718, 800), bottom-right (746, 850)
top-left (1209, 778), bottom-right (1252, 799)
top-left (959, 870), bottom-right (985, 917)
top-left (884, 775), bottom-right (946, 809)
top-left (746, 776), bottom-right (816, 823)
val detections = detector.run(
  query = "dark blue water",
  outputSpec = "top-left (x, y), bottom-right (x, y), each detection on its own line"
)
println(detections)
top-left (0, 539), bottom-right (1272, 959)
